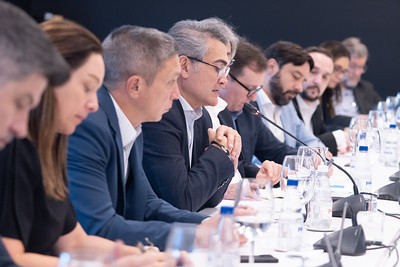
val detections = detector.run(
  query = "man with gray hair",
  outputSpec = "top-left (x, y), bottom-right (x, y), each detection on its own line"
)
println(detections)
top-left (0, 1), bottom-right (69, 150)
top-left (142, 18), bottom-right (242, 212)
top-left (335, 37), bottom-right (381, 115)
top-left (0, 2), bottom-right (69, 265)
top-left (67, 25), bottom-right (213, 250)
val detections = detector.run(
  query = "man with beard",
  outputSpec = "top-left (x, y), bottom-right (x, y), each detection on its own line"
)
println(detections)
top-left (292, 47), bottom-right (350, 156)
top-left (256, 41), bottom-right (322, 149)
top-left (336, 37), bottom-right (381, 116)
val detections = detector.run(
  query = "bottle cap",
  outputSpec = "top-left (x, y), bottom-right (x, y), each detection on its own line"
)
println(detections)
top-left (318, 165), bottom-right (329, 172)
top-left (220, 206), bottom-right (234, 215)
top-left (287, 179), bottom-right (299, 187)
top-left (389, 124), bottom-right (396, 129)
top-left (359, 146), bottom-right (368, 152)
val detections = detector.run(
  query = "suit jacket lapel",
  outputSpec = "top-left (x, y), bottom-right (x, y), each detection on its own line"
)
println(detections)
top-left (97, 86), bottom-right (127, 212)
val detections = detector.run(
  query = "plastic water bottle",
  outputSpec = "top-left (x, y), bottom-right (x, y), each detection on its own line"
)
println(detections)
top-left (277, 179), bottom-right (303, 251)
top-left (354, 146), bottom-right (372, 193)
top-left (307, 165), bottom-right (332, 230)
top-left (382, 124), bottom-right (399, 167)
top-left (216, 206), bottom-right (239, 267)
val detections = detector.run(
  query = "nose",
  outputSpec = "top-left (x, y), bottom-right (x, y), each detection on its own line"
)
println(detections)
top-left (87, 93), bottom-right (99, 113)
top-left (11, 111), bottom-right (29, 139)
top-left (295, 80), bottom-right (304, 93)
top-left (218, 75), bottom-right (229, 88)
top-left (170, 82), bottom-right (180, 100)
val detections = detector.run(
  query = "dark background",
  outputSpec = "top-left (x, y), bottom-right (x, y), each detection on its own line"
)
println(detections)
top-left (9, 0), bottom-right (400, 99)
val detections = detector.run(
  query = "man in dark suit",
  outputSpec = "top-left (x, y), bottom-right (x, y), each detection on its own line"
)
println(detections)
top-left (337, 37), bottom-right (381, 116)
top-left (215, 40), bottom-right (297, 181)
top-left (292, 47), bottom-right (350, 156)
top-left (67, 25), bottom-right (212, 251)
top-left (142, 18), bottom-right (247, 212)
top-left (0, 2), bottom-right (70, 265)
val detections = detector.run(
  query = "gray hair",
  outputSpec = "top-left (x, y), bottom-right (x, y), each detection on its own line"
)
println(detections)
top-left (0, 2), bottom-right (70, 87)
top-left (168, 17), bottom-right (238, 64)
top-left (102, 25), bottom-right (178, 86)
top-left (342, 37), bottom-right (369, 59)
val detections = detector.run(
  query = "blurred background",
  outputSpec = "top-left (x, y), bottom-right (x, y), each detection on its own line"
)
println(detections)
top-left (8, 0), bottom-right (400, 98)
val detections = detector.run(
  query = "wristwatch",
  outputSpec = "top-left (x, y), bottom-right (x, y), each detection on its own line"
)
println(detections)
top-left (211, 141), bottom-right (229, 156)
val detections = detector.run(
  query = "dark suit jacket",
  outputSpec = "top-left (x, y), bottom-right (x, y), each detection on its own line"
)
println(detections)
top-left (218, 107), bottom-right (298, 177)
top-left (353, 79), bottom-right (382, 114)
top-left (321, 80), bottom-right (381, 130)
top-left (142, 100), bottom-right (234, 212)
top-left (67, 87), bottom-right (206, 250)
top-left (292, 98), bottom-right (338, 156)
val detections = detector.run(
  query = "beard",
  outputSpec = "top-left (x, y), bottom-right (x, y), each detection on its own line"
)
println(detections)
top-left (301, 86), bottom-right (320, 102)
top-left (269, 71), bottom-right (298, 106)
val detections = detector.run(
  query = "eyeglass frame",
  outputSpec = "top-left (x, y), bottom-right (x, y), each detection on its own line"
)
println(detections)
top-left (348, 62), bottom-right (368, 73)
top-left (185, 55), bottom-right (234, 78)
top-left (228, 73), bottom-right (263, 98)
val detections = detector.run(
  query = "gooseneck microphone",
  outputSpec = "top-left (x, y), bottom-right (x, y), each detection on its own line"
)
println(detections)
top-left (243, 102), bottom-right (359, 195)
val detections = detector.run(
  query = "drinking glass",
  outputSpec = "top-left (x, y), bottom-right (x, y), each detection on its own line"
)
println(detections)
top-left (165, 223), bottom-right (215, 267)
top-left (235, 178), bottom-right (274, 265)
top-left (280, 155), bottom-right (316, 208)
top-left (349, 117), bottom-right (368, 155)
top-left (297, 146), bottom-right (327, 170)
top-left (396, 106), bottom-right (400, 129)
top-left (58, 249), bottom-right (106, 267)
top-left (368, 110), bottom-right (386, 129)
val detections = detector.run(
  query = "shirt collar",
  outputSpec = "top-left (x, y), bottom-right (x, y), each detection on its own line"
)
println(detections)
top-left (109, 92), bottom-right (141, 149)
top-left (296, 94), bottom-right (320, 113)
top-left (179, 95), bottom-right (203, 120)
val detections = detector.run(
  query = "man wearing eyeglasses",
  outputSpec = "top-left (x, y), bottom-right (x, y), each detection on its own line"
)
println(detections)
top-left (256, 41), bottom-right (323, 149)
top-left (142, 18), bottom-right (242, 212)
top-left (337, 37), bottom-right (381, 116)
top-left (207, 40), bottom-right (297, 183)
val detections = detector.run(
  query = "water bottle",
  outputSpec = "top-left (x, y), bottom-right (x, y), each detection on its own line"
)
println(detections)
top-left (306, 165), bottom-right (333, 230)
top-left (216, 206), bottom-right (239, 267)
top-left (277, 179), bottom-right (303, 251)
top-left (382, 124), bottom-right (399, 167)
top-left (354, 146), bottom-right (372, 193)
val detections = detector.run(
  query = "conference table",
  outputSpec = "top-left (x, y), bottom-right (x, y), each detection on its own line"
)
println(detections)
top-left (200, 155), bottom-right (400, 266)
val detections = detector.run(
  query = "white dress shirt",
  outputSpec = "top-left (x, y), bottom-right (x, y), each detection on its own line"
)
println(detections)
top-left (110, 93), bottom-right (142, 183)
top-left (296, 95), bottom-right (347, 151)
top-left (205, 97), bottom-right (242, 183)
top-left (257, 89), bottom-right (285, 142)
top-left (295, 94), bottom-right (320, 133)
top-left (179, 96), bottom-right (203, 167)
top-left (333, 87), bottom-right (359, 117)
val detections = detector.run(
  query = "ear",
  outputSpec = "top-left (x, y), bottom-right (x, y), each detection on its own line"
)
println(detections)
top-left (267, 58), bottom-right (279, 76)
top-left (125, 75), bottom-right (142, 99)
top-left (179, 55), bottom-right (190, 79)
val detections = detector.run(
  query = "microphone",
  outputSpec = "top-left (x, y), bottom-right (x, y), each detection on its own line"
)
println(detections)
top-left (243, 102), bottom-right (360, 195)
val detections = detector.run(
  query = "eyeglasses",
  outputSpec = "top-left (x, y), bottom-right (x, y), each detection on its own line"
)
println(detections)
top-left (229, 73), bottom-right (263, 98)
top-left (349, 62), bottom-right (367, 73)
top-left (333, 65), bottom-right (347, 75)
top-left (186, 56), bottom-right (234, 78)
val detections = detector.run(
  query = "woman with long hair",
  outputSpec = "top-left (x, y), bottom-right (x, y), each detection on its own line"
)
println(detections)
top-left (320, 40), bottom-right (352, 130)
top-left (0, 19), bottom-right (167, 267)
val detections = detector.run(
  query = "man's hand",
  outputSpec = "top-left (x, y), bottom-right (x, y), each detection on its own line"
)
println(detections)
top-left (256, 160), bottom-right (282, 186)
top-left (208, 126), bottom-right (241, 170)
top-left (223, 183), bottom-right (238, 200)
